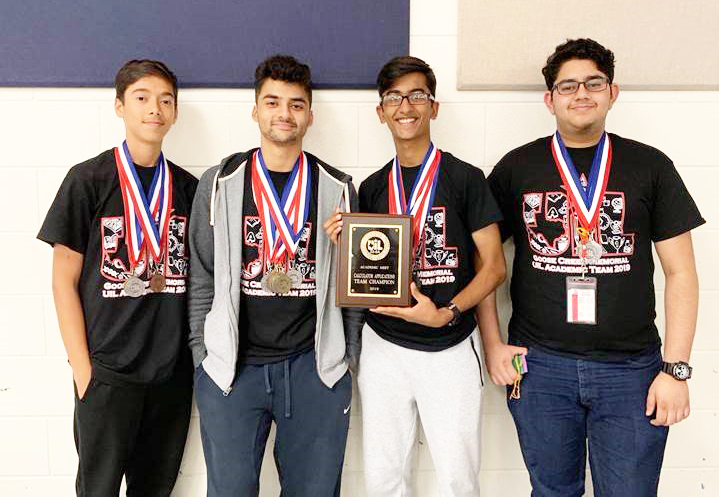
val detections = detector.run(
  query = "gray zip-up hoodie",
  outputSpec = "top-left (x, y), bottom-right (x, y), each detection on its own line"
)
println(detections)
top-left (187, 149), bottom-right (364, 393)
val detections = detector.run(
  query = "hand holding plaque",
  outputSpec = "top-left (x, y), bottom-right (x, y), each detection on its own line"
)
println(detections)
top-left (336, 213), bottom-right (412, 308)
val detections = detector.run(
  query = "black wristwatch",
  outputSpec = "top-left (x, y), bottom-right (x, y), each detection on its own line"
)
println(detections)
top-left (444, 302), bottom-right (462, 327)
top-left (662, 361), bottom-right (692, 381)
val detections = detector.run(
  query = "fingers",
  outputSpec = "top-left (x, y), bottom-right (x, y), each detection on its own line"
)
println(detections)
top-left (370, 306), bottom-right (408, 319)
top-left (645, 388), bottom-right (657, 417)
top-left (409, 282), bottom-right (427, 302)
top-left (650, 401), bottom-right (691, 426)
top-left (509, 346), bottom-right (528, 356)
top-left (322, 212), bottom-right (344, 244)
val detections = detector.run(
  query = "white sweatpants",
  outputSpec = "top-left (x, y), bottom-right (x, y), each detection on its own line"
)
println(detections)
top-left (357, 324), bottom-right (483, 497)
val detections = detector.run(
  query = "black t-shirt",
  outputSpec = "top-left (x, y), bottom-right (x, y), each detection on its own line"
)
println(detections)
top-left (359, 150), bottom-right (503, 351)
top-left (238, 163), bottom-right (319, 364)
top-left (37, 149), bottom-right (198, 385)
top-left (488, 134), bottom-right (705, 360)
top-left (135, 163), bottom-right (157, 196)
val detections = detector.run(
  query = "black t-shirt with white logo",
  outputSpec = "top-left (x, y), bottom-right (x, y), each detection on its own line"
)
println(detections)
top-left (359, 151), bottom-right (502, 351)
top-left (488, 134), bottom-right (705, 360)
top-left (238, 163), bottom-right (319, 364)
top-left (37, 149), bottom-right (198, 384)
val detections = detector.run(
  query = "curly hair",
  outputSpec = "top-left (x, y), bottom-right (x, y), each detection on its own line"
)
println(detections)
top-left (542, 39), bottom-right (615, 90)
top-left (254, 55), bottom-right (312, 105)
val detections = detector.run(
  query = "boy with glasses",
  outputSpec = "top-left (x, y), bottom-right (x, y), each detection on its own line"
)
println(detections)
top-left (482, 38), bottom-right (704, 496)
top-left (325, 55), bottom-right (509, 496)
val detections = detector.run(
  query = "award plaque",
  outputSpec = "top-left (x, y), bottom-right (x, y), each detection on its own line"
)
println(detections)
top-left (336, 213), bottom-right (412, 308)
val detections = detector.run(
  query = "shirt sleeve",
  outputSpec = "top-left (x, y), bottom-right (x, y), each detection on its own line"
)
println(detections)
top-left (463, 164), bottom-right (503, 234)
top-left (487, 160), bottom-right (513, 242)
top-left (650, 157), bottom-right (705, 242)
top-left (37, 165), bottom-right (95, 254)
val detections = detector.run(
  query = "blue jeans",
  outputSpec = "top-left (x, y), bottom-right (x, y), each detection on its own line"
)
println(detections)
top-left (507, 346), bottom-right (669, 497)
top-left (195, 349), bottom-right (352, 497)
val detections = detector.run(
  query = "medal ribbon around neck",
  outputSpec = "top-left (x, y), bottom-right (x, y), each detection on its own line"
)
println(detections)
top-left (114, 141), bottom-right (173, 269)
top-left (251, 150), bottom-right (311, 266)
top-left (551, 132), bottom-right (612, 233)
top-left (388, 143), bottom-right (441, 251)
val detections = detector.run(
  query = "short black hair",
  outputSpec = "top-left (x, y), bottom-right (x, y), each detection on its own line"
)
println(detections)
top-left (115, 60), bottom-right (178, 106)
top-left (254, 55), bottom-right (312, 105)
top-left (542, 38), bottom-right (615, 90)
top-left (377, 56), bottom-right (437, 98)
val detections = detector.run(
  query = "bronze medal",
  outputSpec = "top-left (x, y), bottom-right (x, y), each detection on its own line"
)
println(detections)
top-left (149, 273), bottom-right (166, 293)
top-left (124, 275), bottom-right (145, 298)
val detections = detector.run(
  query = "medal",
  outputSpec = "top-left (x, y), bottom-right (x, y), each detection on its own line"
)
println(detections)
top-left (269, 270), bottom-right (293, 295)
top-left (251, 150), bottom-right (312, 296)
top-left (123, 275), bottom-right (145, 298)
top-left (149, 272), bottom-right (166, 293)
top-left (114, 141), bottom-right (173, 297)
top-left (551, 132), bottom-right (612, 265)
top-left (286, 267), bottom-right (303, 288)
top-left (388, 143), bottom-right (441, 256)
top-left (584, 238), bottom-right (604, 265)
top-left (260, 271), bottom-right (272, 293)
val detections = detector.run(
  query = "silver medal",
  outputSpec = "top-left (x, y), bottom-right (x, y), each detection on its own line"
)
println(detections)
top-left (584, 238), bottom-right (604, 265)
top-left (286, 268), bottom-right (303, 288)
top-left (271, 272), bottom-right (293, 294)
top-left (123, 275), bottom-right (145, 298)
top-left (260, 272), bottom-right (272, 293)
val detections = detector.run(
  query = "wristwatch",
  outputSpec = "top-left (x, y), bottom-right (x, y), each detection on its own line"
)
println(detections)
top-left (444, 302), bottom-right (462, 327)
top-left (662, 361), bottom-right (692, 381)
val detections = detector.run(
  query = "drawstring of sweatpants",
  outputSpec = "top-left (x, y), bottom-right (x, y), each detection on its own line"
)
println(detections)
top-left (283, 359), bottom-right (291, 419)
top-left (262, 361), bottom-right (292, 418)
top-left (263, 365), bottom-right (273, 394)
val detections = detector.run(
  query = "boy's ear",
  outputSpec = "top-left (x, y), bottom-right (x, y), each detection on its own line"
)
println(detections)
top-left (114, 98), bottom-right (124, 118)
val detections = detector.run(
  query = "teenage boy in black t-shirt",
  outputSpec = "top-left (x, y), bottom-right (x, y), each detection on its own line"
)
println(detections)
top-left (325, 56), bottom-right (509, 496)
top-left (188, 55), bottom-right (362, 497)
top-left (37, 60), bottom-right (197, 497)
top-left (483, 39), bottom-right (704, 496)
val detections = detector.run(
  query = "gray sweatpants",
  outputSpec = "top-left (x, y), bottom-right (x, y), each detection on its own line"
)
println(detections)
top-left (357, 324), bottom-right (484, 497)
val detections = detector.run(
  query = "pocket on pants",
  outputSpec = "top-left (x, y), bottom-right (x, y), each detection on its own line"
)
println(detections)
top-left (74, 375), bottom-right (96, 404)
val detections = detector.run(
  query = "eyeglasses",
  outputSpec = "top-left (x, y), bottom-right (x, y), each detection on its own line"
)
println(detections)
top-left (380, 91), bottom-right (435, 107)
top-left (552, 77), bottom-right (609, 95)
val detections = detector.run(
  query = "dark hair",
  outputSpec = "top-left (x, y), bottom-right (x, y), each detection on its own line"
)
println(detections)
top-left (115, 59), bottom-right (178, 105)
top-left (254, 55), bottom-right (312, 105)
top-left (377, 56), bottom-right (437, 98)
top-left (542, 38), bottom-right (615, 90)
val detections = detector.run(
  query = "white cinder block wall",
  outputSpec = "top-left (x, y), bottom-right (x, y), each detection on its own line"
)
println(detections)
top-left (1, 0), bottom-right (717, 495)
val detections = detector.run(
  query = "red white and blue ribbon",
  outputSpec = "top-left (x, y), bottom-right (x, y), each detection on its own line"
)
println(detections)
top-left (251, 150), bottom-right (312, 265)
top-left (114, 141), bottom-right (173, 268)
top-left (551, 132), bottom-right (612, 231)
top-left (388, 143), bottom-right (442, 250)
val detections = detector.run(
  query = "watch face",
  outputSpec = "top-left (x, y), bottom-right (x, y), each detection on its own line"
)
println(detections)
top-left (674, 363), bottom-right (691, 380)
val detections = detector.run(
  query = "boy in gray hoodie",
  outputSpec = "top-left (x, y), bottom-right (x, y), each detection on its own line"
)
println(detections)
top-left (187, 55), bottom-right (363, 497)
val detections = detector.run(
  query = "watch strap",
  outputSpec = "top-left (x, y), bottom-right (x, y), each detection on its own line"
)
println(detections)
top-left (446, 302), bottom-right (461, 327)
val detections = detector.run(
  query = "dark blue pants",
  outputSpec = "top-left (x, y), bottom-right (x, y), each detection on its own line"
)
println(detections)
top-left (195, 349), bottom-right (352, 497)
top-left (507, 346), bottom-right (669, 497)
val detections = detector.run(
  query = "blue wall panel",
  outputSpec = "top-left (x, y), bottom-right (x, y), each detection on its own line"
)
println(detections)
top-left (0, 0), bottom-right (409, 88)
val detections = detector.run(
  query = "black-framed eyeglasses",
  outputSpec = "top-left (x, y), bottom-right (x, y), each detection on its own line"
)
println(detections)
top-left (552, 77), bottom-right (609, 95)
top-left (380, 91), bottom-right (435, 107)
